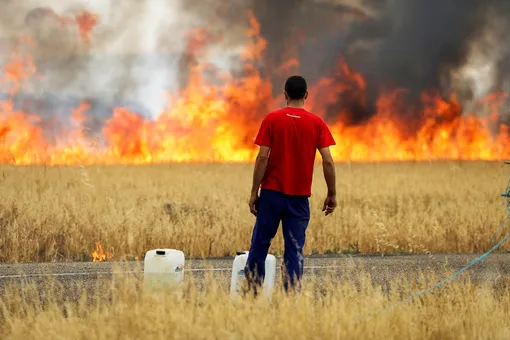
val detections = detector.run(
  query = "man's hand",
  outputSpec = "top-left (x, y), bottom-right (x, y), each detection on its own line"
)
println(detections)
top-left (249, 192), bottom-right (259, 216)
top-left (322, 194), bottom-right (337, 216)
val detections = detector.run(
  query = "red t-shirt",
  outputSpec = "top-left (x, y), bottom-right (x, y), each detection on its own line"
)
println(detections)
top-left (254, 107), bottom-right (336, 196)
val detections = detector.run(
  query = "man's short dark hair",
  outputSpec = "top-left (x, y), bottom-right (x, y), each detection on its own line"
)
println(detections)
top-left (285, 75), bottom-right (307, 100)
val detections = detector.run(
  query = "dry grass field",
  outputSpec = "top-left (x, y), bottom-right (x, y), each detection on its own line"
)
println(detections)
top-left (1, 269), bottom-right (509, 339)
top-left (0, 161), bottom-right (509, 262)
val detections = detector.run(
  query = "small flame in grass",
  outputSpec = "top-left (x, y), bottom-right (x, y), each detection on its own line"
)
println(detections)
top-left (91, 242), bottom-right (113, 262)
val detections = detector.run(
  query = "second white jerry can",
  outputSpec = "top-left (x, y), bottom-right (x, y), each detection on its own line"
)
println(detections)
top-left (229, 251), bottom-right (276, 299)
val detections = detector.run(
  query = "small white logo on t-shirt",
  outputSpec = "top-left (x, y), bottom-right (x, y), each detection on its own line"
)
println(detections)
top-left (286, 113), bottom-right (301, 118)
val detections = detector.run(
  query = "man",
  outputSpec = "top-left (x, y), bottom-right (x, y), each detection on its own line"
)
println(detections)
top-left (244, 75), bottom-right (337, 295)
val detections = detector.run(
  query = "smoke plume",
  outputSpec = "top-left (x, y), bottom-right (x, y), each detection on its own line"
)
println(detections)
top-left (235, 0), bottom-right (510, 124)
top-left (0, 0), bottom-right (236, 132)
top-left (1, 0), bottom-right (510, 134)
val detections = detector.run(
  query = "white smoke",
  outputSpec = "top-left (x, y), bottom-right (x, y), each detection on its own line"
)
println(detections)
top-left (0, 0), bottom-right (249, 119)
top-left (448, 5), bottom-right (510, 115)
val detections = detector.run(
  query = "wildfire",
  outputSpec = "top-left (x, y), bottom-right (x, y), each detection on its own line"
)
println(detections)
top-left (91, 242), bottom-right (113, 262)
top-left (0, 10), bottom-right (509, 165)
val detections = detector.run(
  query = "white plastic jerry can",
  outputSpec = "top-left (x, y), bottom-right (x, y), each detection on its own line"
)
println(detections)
top-left (143, 249), bottom-right (185, 289)
top-left (229, 251), bottom-right (276, 299)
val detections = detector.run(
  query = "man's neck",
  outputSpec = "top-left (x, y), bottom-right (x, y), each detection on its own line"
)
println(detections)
top-left (286, 100), bottom-right (305, 109)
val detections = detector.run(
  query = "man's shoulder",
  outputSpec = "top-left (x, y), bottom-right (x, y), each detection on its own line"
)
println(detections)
top-left (299, 109), bottom-right (327, 125)
top-left (266, 108), bottom-right (287, 116)
top-left (265, 108), bottom-right (321, 118)
top-left (306, 111), bottom-right (329, 126)
top-left (261, 108), bottom-right (286, 123)
top-left (263, 108), bottom-right (327, 126)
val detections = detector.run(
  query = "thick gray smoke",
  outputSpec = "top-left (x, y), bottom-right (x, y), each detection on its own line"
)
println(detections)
top-left (343, 0), bottom-right (510, 124)
top-left (239, 0), bottom-right (510, 125)
top-left (0, 0), bottom-right (247, 137)
top-left (1, 0), bottom-right (509, 136)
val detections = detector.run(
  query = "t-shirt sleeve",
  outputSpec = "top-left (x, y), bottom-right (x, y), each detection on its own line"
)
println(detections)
top-left (254, 116), bottom-right (271, 147)
top-left (317, 120), bottom-right (336, 149)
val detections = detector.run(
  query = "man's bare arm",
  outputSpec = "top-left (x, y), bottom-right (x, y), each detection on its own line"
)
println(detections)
top-left (319, 146), bottom-right (336, 196)
top-left (318, 146), bottom-right (337, 215)
top-left (251, 146), bottom-right (270, 195)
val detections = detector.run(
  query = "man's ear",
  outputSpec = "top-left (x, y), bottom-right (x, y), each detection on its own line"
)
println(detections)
top-left (284, 91), bottom-right (289, 101)
top-left (304, 91), bottom-right (308, 100)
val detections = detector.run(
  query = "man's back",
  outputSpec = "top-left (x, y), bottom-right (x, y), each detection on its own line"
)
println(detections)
top-left (254, 107), bottom-right (336, 196)
top-left (245, 75), bottom-right (337, 296)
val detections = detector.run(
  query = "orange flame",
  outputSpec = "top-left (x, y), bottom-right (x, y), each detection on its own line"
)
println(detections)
top-left (0, 11), bottom-right (509, 165)
top-left (53, 10), bottom-right (99, 45)
top-left (91, 242), bottom-right (113, 262)
top-left (74, 10), bottom-right (99, 45)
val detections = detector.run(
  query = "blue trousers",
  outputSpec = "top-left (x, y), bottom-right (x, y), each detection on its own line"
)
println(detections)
top-left (244, 188), bottom-right (310, 293)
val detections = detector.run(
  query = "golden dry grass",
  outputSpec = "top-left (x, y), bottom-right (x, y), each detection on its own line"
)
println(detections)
top-left (1, 268), bottom-right (509, 339)
top-left (0, 161), bottom-right (508, 262)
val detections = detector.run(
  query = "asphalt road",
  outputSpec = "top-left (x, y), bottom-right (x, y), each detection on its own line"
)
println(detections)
top-left (1, 253), bottom-right (510, 299)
